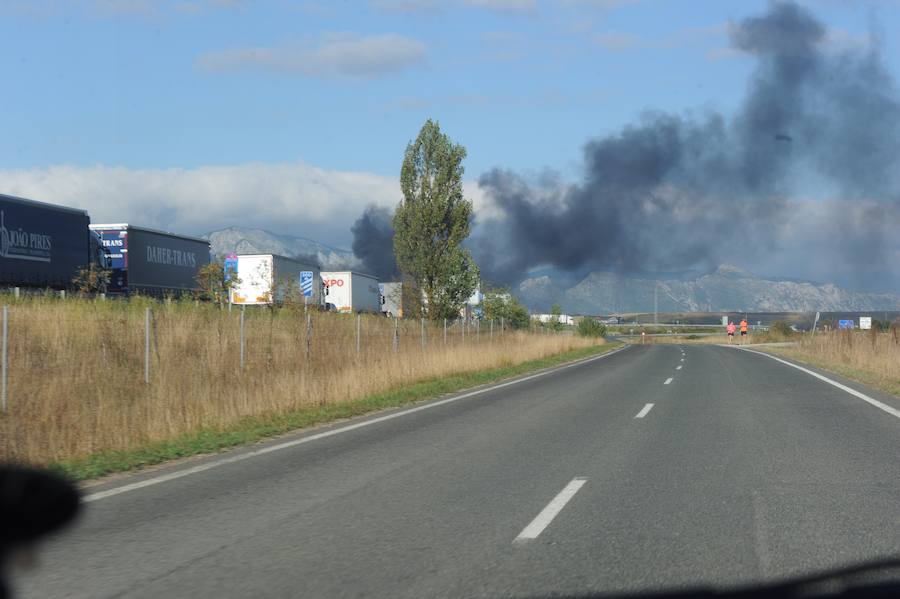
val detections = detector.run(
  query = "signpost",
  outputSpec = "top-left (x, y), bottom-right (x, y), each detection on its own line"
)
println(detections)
top-left (224, 253), bottom-right (238, 309)
top-left (300, 271), bottom-right (314, 298)
top-left (300, 270), bottom-right (313, 312)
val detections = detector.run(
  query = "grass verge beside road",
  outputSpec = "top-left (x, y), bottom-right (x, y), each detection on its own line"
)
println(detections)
top-left (1, 297), bottom-right (598, 470)
top-left (53, 342), bottom-right (620, 482)
top-left (760, 331), bottom-right (900, 398)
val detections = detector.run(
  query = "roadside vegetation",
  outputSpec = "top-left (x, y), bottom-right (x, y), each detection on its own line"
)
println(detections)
top-left (576, 318), bottom-right (608, 338)
top-left (767, 328), bottom-right (900, 397)
top-left (0, 295), bottom-right (605, 475)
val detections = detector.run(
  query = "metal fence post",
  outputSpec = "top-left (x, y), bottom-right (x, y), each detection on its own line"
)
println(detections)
top-left (443, 318), bottom-right (447, 345)
top-left (477, 319), bottom-right (480, 341)
top-left (13, 287), bottom-right (19, 299)
top-left (501, 317), bottom-right (504, 335)
top-left (357, 313), bottom-right (361, 356)
top-left (240, 308), bottom-right (245, 371)
top-left (490, 319), bottom-right (494, 340)
top-left (1, 305), bottom-right (7, 412)
top-left (144, 307), bottom-right (151, 384)
top-left (393, 316), bottom-right (399, 352)
top-left (421, 317), bottom-right (425, 348)
top-left (306, 312), bottom-right (312, 358)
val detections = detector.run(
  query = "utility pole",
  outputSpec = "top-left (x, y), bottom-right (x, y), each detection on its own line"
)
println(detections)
top-left (654, 284), bottom-right (658, 325)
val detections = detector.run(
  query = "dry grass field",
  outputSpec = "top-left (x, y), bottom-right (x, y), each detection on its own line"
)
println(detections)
top-left (768, 329), bottom-right (900, 397)
top-left (0, 296), bottom-right (598, 466)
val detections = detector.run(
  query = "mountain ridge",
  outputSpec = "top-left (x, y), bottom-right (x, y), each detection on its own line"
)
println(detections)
top-left (519, 265), bottom-right (900, 313)
top-left (203, 227), bottom-right (356, 270)
top-left (203, 227), bottom-right (900, 313)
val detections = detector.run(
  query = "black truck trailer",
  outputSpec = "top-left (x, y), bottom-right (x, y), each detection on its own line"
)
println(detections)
top-left (0, 193), bottom-right (106, 289)
top-left (89, 224), bottom-right (210, 296)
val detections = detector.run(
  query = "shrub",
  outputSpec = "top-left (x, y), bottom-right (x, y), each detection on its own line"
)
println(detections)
top-left (577, 318), bottom-right (608, 338)
top-left (771, 320), bottom-right (794, 337)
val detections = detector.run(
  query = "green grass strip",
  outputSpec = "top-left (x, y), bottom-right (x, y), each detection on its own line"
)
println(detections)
top-left (53, 342), bottom-right (621, 482)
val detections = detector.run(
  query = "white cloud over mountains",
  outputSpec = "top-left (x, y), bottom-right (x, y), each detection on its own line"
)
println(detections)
top-left (0, 162), bottom-right (491, 249)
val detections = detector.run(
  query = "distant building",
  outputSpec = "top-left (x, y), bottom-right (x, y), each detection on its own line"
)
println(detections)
top-left (531, 313), bottom-right (575, 326)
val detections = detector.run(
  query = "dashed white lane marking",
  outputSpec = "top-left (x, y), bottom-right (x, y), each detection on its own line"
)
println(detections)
top-left (634, 403), bottom-right (654, 418)
top-left (664, 377), bottom-right (674, 385)
top-left (680, 358), bottom-right (685, 362)
top-left (676, 365), bottom-right (683, 370)
top-left (738, 348), bottom-right (900, 420)
top-left (515, 478), bottom-right (587, 542)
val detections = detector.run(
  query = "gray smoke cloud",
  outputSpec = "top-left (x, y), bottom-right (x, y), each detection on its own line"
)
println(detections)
top-left (351, 204), bottom-right (399, 280)
top-left (474, 1), bottom-right (900, 289)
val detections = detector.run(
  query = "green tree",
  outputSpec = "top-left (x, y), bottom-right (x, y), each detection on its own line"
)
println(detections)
top-left (195, 260), bottom-right (240, 307)
top-left (481, 289), bottom-right (530, 329)
top-left (72, 264), bottom-right (110, 294)
top-left (393, 119), bottom-right (479, 321)
top-left (550, 304), bottom-right (563, 331)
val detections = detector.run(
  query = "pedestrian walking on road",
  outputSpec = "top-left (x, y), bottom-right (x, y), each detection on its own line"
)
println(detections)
top-left (726, 321), bottom-right (736, 343)
top-left (740, 318), bottom-right (749, 344)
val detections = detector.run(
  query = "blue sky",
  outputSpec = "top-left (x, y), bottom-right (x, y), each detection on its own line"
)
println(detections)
top-left (1, 0), bottom-right (898, 264)
top-left (3, 0), bottom-right (894, 175)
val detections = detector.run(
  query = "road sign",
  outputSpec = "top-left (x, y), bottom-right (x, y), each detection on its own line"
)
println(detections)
top-left (224, 254), bottom-right (238, 282)
top-left (300, 271), bottom-right (314, 297)
top-left (838, 319), bottom-right (854, 330)
top-left (859, 316), bottom-right (872, 330)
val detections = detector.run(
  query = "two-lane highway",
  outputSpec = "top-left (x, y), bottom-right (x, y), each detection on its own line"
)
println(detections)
top-left (16, 344), bottom-right (900, 598)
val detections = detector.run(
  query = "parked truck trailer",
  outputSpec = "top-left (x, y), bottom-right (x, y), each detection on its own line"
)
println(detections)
top-left (321, 271), bottom-right (381, 314)
top-left (0, 193), bottom-right (107, 289)
top-left (379, 281), bottom-right (404, 318)
top-left (89, 224), bottom-right (210, 296)
top-left (230, 254), bottom-right (321, 306)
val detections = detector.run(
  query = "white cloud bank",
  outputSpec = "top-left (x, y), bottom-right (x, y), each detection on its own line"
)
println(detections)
top-left (0, 161), bottom-right (491, 248)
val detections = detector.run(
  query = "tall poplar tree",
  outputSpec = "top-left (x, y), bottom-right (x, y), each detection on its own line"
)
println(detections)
top-left (393, 119), bottom-right (479, 320)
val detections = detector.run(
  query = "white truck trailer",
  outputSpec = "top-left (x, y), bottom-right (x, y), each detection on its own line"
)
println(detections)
top-left (321, 271), bottom-right (381, 314)
top-left (230, 254), bottom-right (321, 306)
top-left (379, 281), bottom-right (404, 318)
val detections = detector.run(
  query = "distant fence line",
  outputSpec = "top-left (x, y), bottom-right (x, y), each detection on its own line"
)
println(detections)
top-left (0, 300), bottom-right (568, 415)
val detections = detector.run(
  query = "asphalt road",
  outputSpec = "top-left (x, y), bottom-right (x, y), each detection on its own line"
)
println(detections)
top-left (15, 344), bottom-right (900, 598)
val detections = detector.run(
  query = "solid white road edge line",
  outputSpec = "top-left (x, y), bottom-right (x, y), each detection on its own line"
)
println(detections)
top-left (664, 377), bottom-right (674, 385)
top-left (739, 348), bottom-right (900, 420)
top-left (515, 477), bottom-right (587, 542)
top-left (84, 346), bottom-right (630, 503)
top-left (634, 403), bottom-right (654, 418)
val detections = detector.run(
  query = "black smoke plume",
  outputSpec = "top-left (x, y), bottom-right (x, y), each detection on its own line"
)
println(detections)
top-left (474, 1), bottom-right (900, 289)
top-left (351, 204), bottom-right (399, 280)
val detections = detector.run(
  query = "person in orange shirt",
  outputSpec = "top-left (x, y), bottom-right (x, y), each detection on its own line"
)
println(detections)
top-left (740, 318), bottom-right (749, 344)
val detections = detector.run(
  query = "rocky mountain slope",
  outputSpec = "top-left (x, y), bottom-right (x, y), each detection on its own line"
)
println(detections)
top-left (519, 265), bottom-right (900, 313)
top-left (204, 227), bottom-right (355, 270)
